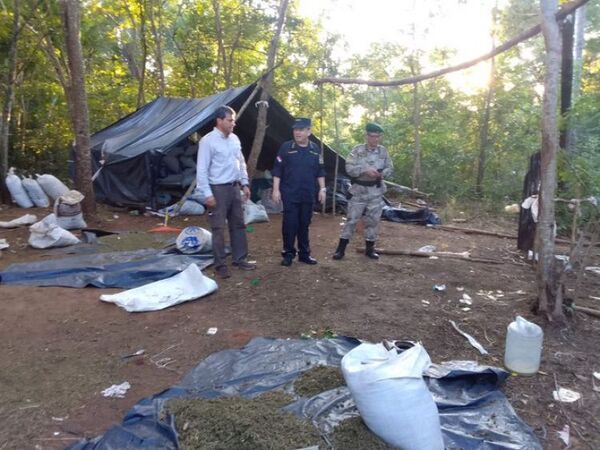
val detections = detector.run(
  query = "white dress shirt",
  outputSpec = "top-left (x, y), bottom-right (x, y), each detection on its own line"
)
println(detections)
top-left (196, 127), bottom-right (249, 198)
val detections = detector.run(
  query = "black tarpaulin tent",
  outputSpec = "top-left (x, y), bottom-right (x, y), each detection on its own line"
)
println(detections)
top-left (90, 84), bottom-right (346, 208)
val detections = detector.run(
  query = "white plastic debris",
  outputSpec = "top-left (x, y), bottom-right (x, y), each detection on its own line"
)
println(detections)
top-left (504, 204), bottom-right (520, 214)
top-left (421, 300), bottom-right (430, 306)
top-left (0, 239), bottom-right (8, 250)
top-left (101, 381), bottom-right (131, 398)
top-left (594, 372), bottom-right (600, 381)
top-left (552, 387), bottom-right (581, 403)
top-left (206, 327), bottom-right (218, 335)
top-left (585, 266), bottom-right (600, 276)
top-left (100, 264), bottom-right (217, 312)
top-left (433, 284), bottom-right (446, 292)
top-left (0, 214), bottom-right (38, 228)
top-left (449, 320), bottom-right (488, 355)
top-left (557, 425), bottom-right (570, 446)
top-left (459, 293), bottom-right (473, 305)
top-left (418, 245), bottom-right (436, 253)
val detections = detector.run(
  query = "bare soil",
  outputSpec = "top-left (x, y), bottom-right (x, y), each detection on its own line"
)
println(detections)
top-left (0, 203), bottom-right (599, 450)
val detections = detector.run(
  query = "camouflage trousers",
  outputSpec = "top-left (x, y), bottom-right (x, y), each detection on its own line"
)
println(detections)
top-left (340, 196), bottom-right (384, 241)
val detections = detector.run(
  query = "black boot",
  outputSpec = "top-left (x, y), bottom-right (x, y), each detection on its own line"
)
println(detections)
top-left (332, 238), bottom-right (349, 260)
top-left (365, 240), bottom-right (379, 260)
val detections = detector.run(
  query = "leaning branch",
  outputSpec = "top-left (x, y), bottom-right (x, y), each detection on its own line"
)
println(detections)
top-left (314, 0), bottom-right (590, 87)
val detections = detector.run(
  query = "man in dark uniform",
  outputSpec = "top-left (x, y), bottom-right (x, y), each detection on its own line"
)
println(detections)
top-left (272, 117), bottom-right (326, 267)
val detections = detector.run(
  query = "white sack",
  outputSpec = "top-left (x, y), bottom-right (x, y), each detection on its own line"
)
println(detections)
top-left (258, 187), bottom-right (283, 214)
top-left (54, 190), bottom-right (87, 230)
top-left (0, 214), bottom-right (38, 228)
top-left (341, 342), bottom-right (444, 450)
top-left (22, 177), bottom-right (50, 207)
top-left (243, 200), bottom-right (269, 225)
top-left (37, 173), bottom-right (70, 200)
top-left (28, 214), bottom-right (80, 249)
top-left (5, 168), bottom-right (34, 208)
top-left (99, 264), bottom-right (217, 312)
top-left (175, 226), bottom-right (212, 254)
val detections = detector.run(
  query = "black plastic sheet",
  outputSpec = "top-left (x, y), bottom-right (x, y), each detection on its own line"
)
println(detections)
top-left (0, 249), bottom-right (213, 288)
top-left (382, 205), bottom-right (442, 225)
top-left (68, 337), bottom-right (541, 450)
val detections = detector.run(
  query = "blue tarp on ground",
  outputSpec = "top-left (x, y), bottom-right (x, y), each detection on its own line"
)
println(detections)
top-left (0, 249), bottom-right (213, 288)
top-left (68, 337), bottom-right (541, 450)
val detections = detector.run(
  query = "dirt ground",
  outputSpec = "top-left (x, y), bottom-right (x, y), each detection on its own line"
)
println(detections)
top-left (0, 203), bottom-right (599, 450)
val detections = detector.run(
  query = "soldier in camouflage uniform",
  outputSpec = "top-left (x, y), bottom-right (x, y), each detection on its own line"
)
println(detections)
top-left (332, 123), bottom-right (393, 260)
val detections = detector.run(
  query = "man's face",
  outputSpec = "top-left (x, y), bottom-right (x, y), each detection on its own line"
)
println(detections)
top-left (366, 132), bottom-right (382, 148)
top-left (216, 113), bottom-right (236, 136)
top-left (293, 127), bottom-right (311, 144)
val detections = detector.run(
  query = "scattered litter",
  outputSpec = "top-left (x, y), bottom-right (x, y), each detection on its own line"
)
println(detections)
top-left (449, 320), bottom-right (488, 355)
top-left (589, 295), bottom-right (600, 301)
top-left (0, 214), bottom-right (37, 228)
top-left (557, 424), bottom-right (570, 446)
top-left (585, 266), bottom-right (600, 276)
top-left (459, 293), bottom-right (473, 305)
top-left (101, 381), bottom-right (131, 398)
top-left (246, 226), bottom-right (255, 233)
top-left (251, 278), bottom-right (260, 286)
top-left (421, 300), bottom-right (430, 306)
top-left (113, 214), bottom-right (119, 219)
top-left (555, 255), bottom-right (569, 262)
top-left (552, 387), bottom-right (581, 403)
top-left (206, 327), bottom-right (218, 335)
top-left (0, 239), bottom-right (8, 250)
top-left (504, 204), bottom-right (520, 214)
top-left (51, 416), bottom-right (68, 422)
top-left (429, 255), bottom-right (439, 259)
top-left (121, 349), bottom-right (145, 359)
top-left (593, 372), bottom-right (600, 393)
top-left (418, 245), bottom-right (436, 253)
top-left (53, 432), bottom-right (60, 436)
top-left (594, 372), bottom-right (600, 381)
top-left (461, 307), bottom-right (471, 312)
top-left (456, 286), bottom-right (464, 291)
top-left (433, 284), bottom-right (446, 292)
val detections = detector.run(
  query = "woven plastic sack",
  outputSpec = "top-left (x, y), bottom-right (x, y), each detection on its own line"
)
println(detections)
top-left (22, 177), bottom-right (50, 207)
top-left (28, 214), bottom-right (79, 249)
top-left (37, 173), bottom-right (70, 200)
top-left (54, 190), bottom-right (87, 230)
top-left (6, 168), bottom-right (34, 208)
top-left (175, 226), bottom-right (212, 254)
top-left (243, 200), bottom-right (269, 225)
top-left (341, 342), bottom-right (444, 450)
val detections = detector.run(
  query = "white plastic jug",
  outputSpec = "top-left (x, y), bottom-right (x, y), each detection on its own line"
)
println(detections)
top-left (504, 316), bottom-right (543, 375)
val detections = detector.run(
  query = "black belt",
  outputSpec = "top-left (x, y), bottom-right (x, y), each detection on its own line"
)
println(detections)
top-left (211, 181), bottom-right (239, 186)
top-left (351, 178), bottom-right (380, 187)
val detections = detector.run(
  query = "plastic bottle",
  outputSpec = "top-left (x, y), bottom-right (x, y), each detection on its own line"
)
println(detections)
top-left (504, 316), bottom-right (543, 375)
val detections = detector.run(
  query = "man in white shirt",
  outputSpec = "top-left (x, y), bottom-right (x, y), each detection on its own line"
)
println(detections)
top-left (196, 105), bottom-right (256, 279)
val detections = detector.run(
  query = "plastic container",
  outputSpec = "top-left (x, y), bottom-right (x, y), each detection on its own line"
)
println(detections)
top-left (504, 316), bottom-right (543, 375)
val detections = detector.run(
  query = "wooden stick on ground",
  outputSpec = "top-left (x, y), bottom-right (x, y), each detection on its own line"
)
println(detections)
top-left (572, 304), bottom-right (600, 319)
top-left (355, 248), bottom-right (504, 264)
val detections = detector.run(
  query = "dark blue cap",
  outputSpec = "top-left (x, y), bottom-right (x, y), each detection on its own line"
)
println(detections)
top-left (292, 117), bottom-right (311, 129)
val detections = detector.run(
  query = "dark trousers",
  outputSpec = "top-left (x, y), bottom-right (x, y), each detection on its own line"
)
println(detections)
top-left (282, 201), bottom-right (313, 258)
top-left (208, 184), bottom-right (248, 268)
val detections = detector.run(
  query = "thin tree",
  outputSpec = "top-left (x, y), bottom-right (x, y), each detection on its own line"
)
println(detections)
top-left (58, 0), bottom-right (95, 214)
top-left (246, 0), bottom-right (289, 180)
top-left (148, 0), bottom-right (166, 96)
top-left (0, 0), bottom-right (20, 204)
top-left (536, 0), bottom-right (562, 321)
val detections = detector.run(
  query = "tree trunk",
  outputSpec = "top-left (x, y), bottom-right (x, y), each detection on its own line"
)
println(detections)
top-left (566, 5), bottom-right (587, 152)
top-left (536, 0), bottom-right (562, 321)
top-left (212, 0), bottom-right (231, 88)
top-left (411, 80), bottom-right (422, 190)
top-left (246, 0), bottom-right (289, 180)
top-left (149, 0), bottom-right (165, 96)
top-left (0, 0), bottom-right (20, 204)
top-left (559, 13), bottom-right (574, 150)
top-left (59, 0), bottom-right (95, 214)
top-left (475, 57), bottom-right (495, 197)
top-left (137, 0), bottom-right (147, 107)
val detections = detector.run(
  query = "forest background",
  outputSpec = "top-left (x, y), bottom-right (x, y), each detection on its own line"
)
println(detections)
top-left (0, 0), bottom-right (598, 221)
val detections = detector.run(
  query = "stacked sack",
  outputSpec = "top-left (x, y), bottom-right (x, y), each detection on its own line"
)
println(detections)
top-left (4, 169), bottom-right (70, 208)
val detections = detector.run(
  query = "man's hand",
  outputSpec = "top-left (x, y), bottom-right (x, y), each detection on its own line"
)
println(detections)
top-left (205, 196), bottom-right (216, 208)
top-left (318, 188), bottom-right (326, 204)
top-left (242, 185), bottom-right (250, 202)
top-left (365, 167), bottom-right (380, 178)
top-left (272, 189), bottom-right (281, 203)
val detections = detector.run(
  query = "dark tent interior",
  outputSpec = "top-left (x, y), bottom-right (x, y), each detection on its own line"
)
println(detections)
top-left (89, 84), bottom-right (346, 208)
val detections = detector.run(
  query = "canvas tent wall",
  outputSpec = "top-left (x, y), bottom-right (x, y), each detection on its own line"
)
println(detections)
top-left (90, 84), bottom-right (346, 208)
